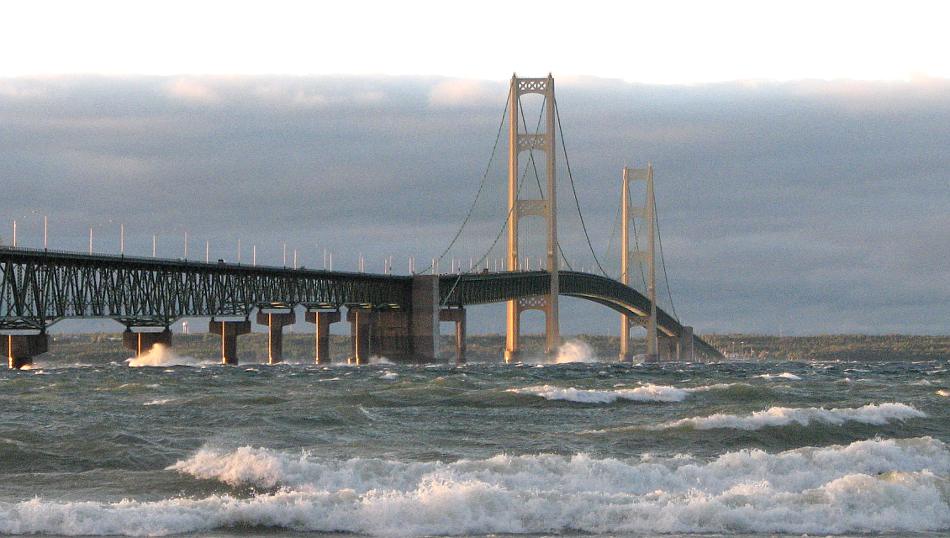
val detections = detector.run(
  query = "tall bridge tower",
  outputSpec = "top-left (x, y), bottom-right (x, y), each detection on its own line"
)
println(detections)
top-left (505, 74), bottom-right (559, 361)
top-left (619, 164), bottom-right (658, 361)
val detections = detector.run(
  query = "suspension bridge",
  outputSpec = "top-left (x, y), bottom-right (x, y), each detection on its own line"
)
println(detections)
top-left (0, 75), bottom-right (723, 368)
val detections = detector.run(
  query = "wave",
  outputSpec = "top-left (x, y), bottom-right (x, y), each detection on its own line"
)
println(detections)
top-left (654, 402), bottom-right (926, 431)
top-left (509, 383), bottom-right (689, 403)
top-left (142, 398), bottom-right (174, 406)
top-left (508, 382), bottom-right (748, 404)
top-left (757, 372), bottom-right (802, 380)
top-left (2, 437), bottom-right (947, 536)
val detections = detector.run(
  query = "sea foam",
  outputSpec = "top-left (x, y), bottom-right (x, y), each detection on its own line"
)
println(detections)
top-left (1, 437), bottom-right (947, 536)
top-left (655, 402), bottom-right (926, 430)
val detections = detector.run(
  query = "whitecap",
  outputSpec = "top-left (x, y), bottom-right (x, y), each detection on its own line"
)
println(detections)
top-left (508, 384), bottom-right (690, 403)
top-left (143, 398), bottom-right (174, 406)
top-left (6, 438), bottom-right (943, 536)
top-left (757, 372), bottom-right (802, 380)
top-left (509, 382), bottom-right (746, 404)
top-left (654, 402), bottom-right (926, 431)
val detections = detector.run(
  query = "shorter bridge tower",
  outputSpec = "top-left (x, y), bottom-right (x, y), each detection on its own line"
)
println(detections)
top-left (505, 74), bottom-right (559, 361)
top-left (619, 164), bottom-right (658, 361)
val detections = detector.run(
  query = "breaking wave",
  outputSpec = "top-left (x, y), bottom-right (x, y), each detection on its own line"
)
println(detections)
top-left (509, 383), bottom-right (688, 402)
top-left (508, 382), bottom-right (746, 403)
top-left (654, 402), bottom-right (926, 430)
top-left (2, 437), bottom-right (948, 536)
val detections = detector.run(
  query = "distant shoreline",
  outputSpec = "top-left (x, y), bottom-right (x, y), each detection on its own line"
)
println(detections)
top-left (38, 332), bottom-right (950, 363)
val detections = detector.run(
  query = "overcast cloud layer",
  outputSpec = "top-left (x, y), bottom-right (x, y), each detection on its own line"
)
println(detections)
top-left (1, 76), bottom-right (947, 335)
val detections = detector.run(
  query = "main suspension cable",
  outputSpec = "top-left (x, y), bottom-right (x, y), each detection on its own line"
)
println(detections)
top-left (653, 193), bottom-right (679, 321)
top-left (602, 193), bottom-right (621, 279)
top-left (445, 100), bottom-right (544, 280)
top-left (554, 97), bottom-right (608, 277)
top-left (422, 87), bottom-right (511, 275)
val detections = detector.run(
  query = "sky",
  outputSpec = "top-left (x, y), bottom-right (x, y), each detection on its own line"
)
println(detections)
top-left (1, 1), bottom-right (948, 336)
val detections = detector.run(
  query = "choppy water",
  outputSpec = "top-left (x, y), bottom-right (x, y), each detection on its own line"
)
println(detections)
top-left (0, 344), bottom-right (948, 537)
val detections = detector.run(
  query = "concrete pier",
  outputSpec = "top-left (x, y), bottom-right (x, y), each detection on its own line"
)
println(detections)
top-left (2, 333), bottom-right (48, 369)
top-left (256, 309), bottom-right (296, 364)
top-left (347, 308), bottom-right (373, 364)
top-left (411, 275), bottom-right (439, 363)
top-left (440, 308), bottom-right (466, 364)
top-left (305, 310), bottom-right (340, 364)
top-left (208, 319), bottom-right (251, 365)
top-left (372, 310), bottom-right (412, 360)
top-left (678, 326), bottom-right (694, 361)
top-left (658, 333), bottom-right (677, 361)
top-left (618, 317), bottom-right (633, 362)
top-left (122, 327), bottom-right (172, 357)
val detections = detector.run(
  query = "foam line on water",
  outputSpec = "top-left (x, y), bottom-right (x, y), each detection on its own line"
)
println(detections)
top-left (653, 402), bottom-right (926, 431)
top-left (2, 437), bottom-right (947, 536)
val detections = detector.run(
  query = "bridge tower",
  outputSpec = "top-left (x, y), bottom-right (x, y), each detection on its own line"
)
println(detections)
top-left (619, 164), bottom-right (658, 361)
top-left (505, 74), bottom-right (559, 361)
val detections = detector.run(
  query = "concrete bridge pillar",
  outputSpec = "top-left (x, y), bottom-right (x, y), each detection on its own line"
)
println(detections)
top-left (256, 309), bottom-right (296, 365)
top-left (373, 310), bottom-right (411, 361)
top-left (440, 308), bottom-right (466, 364)
top-left (122, 327), bottom-right (172, 357)
top-left (2, 333), bottom-right (48, 369)
top-left (619, 317), bottom-right (634, 362)
top-left (209, 319), bottom-right (251, 365)
top-left (658, 334), bottom-right (678, 361)
top-left (305, 310), bottom-right (340, 364)
top-left (678, 326), bottom-right (694, 361)
top-left (411, 275), bottom-right (439, 363)
top-left (347, 309), bottom-right (373, 364)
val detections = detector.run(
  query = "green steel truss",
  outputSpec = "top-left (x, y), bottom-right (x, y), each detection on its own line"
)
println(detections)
top-left (0, 247), bottom-right (410, 330)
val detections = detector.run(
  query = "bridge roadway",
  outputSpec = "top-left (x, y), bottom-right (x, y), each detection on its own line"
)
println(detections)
top-left (0, 246), bottom-right (720, 366)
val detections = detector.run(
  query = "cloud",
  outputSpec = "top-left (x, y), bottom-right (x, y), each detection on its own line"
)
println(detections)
top-left (428, 79), bottom-right (502, 108)
top-left (165, 77), bottom-right (220, 103)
